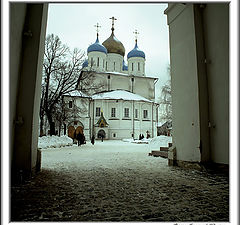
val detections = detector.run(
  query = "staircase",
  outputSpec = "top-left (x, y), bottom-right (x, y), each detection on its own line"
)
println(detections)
top-left (149, 143), bottom-right (172, 158)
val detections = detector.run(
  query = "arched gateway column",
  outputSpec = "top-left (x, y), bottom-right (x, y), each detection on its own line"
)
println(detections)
top-left (164, 3), bottom-right (229, 168)
top-left (164, 3), bottom-right (210, 168)
top-left (10, 3), bottom-right (48, 182)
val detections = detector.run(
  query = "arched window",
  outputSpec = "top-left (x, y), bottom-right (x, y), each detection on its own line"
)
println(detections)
top-left (106, 61), bottom-right (108, 70)
top-left (103, 59), bottom-right (104, 68)
top-left (132, 63), bottom-right (134, 71)
top-left (114, 62), bottom-right (116, 71)
top-left (97, 57), bottom-right (99, 67)
top-left (138, 62), bottom-right (140, 71)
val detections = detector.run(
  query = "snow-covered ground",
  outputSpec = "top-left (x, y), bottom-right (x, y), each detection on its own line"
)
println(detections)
top-left (122, 135), bottom-right (172, 151)
top-left (148, 135), bottom-right (172, 150)
top-left (38, 135), bottom-right (172, 151)
top-left (38, 135), bottom-right (73, 149)
top-left (41, 140), bottom-right (168, 171)
top-left (40, 136), bottom-right (172, 172)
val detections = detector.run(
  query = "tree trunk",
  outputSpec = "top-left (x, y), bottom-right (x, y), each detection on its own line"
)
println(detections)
top-left (58, 122), bottom-right (62, 137)
top-left (46, 112), bottom-right (55, 136)
top-left (39, 117), bottom-right (44, 137)
top-left (64, 123), bottom-right (66, 135)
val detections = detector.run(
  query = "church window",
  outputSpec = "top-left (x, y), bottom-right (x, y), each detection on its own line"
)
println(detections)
top-left (124, 108), bottom-right (129, 118)
top-left (113, 133), bottom-right (116, 138)
top-left (69, 101), bottom-right (73, 108)
top-left (143, 110), bottom-right (148, 118)
top-left (138, 62), bottom-right (140, 71)
top-left (106, 62), bottom-right (108, 70)
top-left (135, 109), bottom-right (138, 118)
top-left (96, 107), bottom-right (101, 117)
top-left (111, 108), bottom-right (116, 117)
top-left (97, 57), bottom-right (99, 67)
top-left (91, 58), bottom-right (93, 66)
top-left (114, 62), bottom-right (116, 71)
top-left (103, 59), bottom-right (104, 68)
top-left (132, 63), bottom-right (134, 71)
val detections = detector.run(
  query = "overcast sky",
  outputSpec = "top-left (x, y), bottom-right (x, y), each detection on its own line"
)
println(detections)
top-left (46, 3), bottom-right (170, 99)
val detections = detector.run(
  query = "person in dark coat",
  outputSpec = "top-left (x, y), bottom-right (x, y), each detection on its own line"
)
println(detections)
top-left (101, 134), bottom-right (104, 142)
top-left (91, 135), bottom-right (95, 145)
top-left (76, 133), bottom-right (81, 146)
top-left (76, 132), bottom-right (83, 146)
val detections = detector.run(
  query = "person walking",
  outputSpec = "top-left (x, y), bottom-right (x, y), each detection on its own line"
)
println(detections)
top-left (82, 134), bottom-right (86, 145)
top-left (101, 134), bottom-right (104, 142)
top-left (91, 135), bottom-right (95, 145)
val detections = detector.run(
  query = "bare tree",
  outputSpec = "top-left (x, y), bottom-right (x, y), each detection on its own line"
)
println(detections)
top-left (40, 34), bottom-right (105, 136)
top-left (41, 34), bottom-right (86, 135)
top-left (159, 66), bottom-right (172, 121)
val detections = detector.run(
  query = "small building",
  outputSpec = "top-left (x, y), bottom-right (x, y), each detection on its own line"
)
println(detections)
top-left (157, 121), bottom-right (172, 136)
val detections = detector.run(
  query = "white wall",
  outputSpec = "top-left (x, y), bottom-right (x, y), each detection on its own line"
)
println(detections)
top-left (106, 53), bottom-right (124, 73)
top-left (88, 51), bottom-right (106, 72)
top-left (166, 4), bottom-right (202, 162)
top-left (92, 99), bottom-right (157, 139)
top-left (128, 57), bottom-right (145, 76)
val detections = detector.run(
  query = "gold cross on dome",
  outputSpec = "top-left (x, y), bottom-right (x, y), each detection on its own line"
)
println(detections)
top-left (133, 29), bottom-right (139, 40)
top-left (94, 23), bottom-right (101, 34)
top-left (109, 16), bottom-right (117, 30)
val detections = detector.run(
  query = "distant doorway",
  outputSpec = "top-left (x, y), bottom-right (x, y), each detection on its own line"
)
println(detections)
top-left (76, 126), bottom-right (84, 135)
top-left (68, 126), bottom-right (75, 139)
top-left (97, 129), bottom-right (106, 139)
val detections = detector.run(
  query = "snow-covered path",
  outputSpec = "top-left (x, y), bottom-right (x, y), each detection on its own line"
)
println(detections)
top-left (12, 140), bottom-right (229, 222)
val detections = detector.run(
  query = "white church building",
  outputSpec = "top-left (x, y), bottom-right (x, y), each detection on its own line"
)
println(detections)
top-left (64, 18), bottom-right (159, 140)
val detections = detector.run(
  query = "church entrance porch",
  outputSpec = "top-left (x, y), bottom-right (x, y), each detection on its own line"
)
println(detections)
top-left (11, 140), bottom-right (229, 222)
top-left (97, 129), bottom-right (106, 139)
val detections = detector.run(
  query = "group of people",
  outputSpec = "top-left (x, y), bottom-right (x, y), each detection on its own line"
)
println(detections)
top-left (74, 131), bottom-right (86, 146)
top-left (74, 131), bottom-right (96, 146)
top-left (138, 132), bottom-right (150, 140)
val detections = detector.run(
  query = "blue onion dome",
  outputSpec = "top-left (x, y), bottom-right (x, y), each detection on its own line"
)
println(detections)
top-left (122, 60), bottom-right (128, 71)
top-left (87, 36), bottom-right (107, 54)
top-left (127, 40), bottom-right (145, 59)
top-left (82, 59), bottom-right (88, 68)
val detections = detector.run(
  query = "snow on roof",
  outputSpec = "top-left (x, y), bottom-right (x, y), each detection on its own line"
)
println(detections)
top-left (64, 90), bottom-right (90, 98)
top-left (107, 71), bottom-right (128, 76)
top-left (96, 71), bottom-right (158, 80)
top-left (92, 90), bottom-right (153, 103)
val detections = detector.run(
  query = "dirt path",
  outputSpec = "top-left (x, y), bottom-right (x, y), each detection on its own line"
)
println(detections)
top-left (11, 140), bottom-right (229, 222)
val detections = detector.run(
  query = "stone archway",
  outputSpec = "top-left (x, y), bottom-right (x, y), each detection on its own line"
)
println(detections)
top-left (97, 129), bottom-right (106, 139)
top-left (76, 126), bottom-right (84, 135)
top-left (67, 121), bottom-right (84, 140)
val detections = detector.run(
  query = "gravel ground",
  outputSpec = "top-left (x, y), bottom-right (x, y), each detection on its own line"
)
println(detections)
top-left (11, 140), bottom-right (229, 222)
